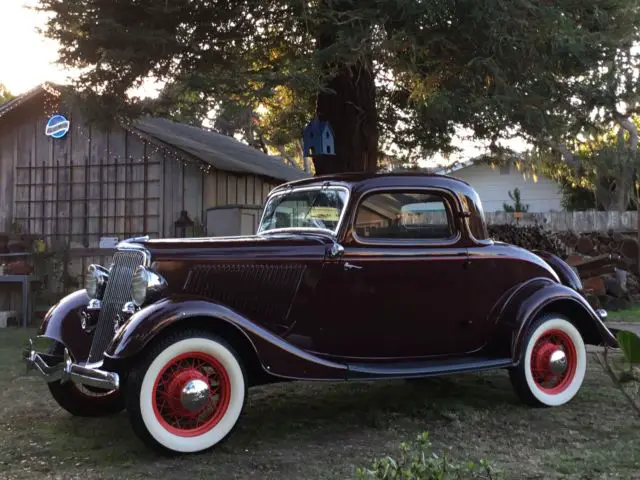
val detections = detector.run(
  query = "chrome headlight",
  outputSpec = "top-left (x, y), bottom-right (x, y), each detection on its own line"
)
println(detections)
top-left (85, 265), bottom-right (109, 299)
top-left (131, 266), bottom-right (167, 307)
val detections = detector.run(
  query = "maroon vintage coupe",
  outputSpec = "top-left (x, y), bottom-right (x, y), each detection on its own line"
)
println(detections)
top-left (23, 173), bottom-right (617, 454)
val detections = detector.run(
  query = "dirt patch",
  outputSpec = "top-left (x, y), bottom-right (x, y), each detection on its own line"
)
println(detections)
top-left (1, 329), bottom-right (638, 479)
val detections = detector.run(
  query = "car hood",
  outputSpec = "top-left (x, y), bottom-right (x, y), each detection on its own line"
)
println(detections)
top-left (139, 232), bottom-right (335, 261)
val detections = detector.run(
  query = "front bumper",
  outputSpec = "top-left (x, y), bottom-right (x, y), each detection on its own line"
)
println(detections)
top-left (22, 339), bottom-right (120, 391)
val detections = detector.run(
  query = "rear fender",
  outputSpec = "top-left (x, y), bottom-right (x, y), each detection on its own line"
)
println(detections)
top-left (532, 250), bottom-right (583, 292)
top-left (104, 296), bottom-right (347, 381)
top-left (488, 278), bottom-right (617, 363)
top-left (37, 289), bottom-right (91, 362)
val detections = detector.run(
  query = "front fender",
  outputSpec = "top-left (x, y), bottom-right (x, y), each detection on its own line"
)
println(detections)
top-left (104, 296), bottom-right (348, 380)
top-left (489, 278), bottom-right (617, 362)
top-left (37, 289), bottom-right (91, 362)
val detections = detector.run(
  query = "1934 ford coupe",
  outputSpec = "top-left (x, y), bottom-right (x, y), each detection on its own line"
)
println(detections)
top-left (23, 173), bottom-right (617, 454)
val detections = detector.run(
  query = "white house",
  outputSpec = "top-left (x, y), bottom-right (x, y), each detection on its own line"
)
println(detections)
top-left (440, 161), bottom-right (563, 213)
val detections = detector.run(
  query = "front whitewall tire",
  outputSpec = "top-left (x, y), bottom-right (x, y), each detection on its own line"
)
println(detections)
top-left (127, 332), bottom-right (246, 454)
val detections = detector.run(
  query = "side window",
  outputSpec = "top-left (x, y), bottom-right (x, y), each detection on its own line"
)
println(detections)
top-left (354, 191), bottom-right (455, 241)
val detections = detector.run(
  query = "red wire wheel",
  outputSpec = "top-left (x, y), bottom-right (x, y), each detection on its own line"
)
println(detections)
top-left (530, 328), bottom-right (578, 395)
top-left (152, 352), bottom-right (231, 437)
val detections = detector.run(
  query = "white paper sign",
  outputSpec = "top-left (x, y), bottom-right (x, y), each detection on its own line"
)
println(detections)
top-left (99, 237), bottom-right (119, 249)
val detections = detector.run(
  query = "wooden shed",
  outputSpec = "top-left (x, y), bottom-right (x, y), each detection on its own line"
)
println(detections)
top-left (0, 83), bottom-right (307, 240)
top-left (0, 83), bottom-right (307, 312)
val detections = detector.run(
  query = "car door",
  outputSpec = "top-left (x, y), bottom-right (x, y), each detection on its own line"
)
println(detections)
top-left (310, 188), bottom-right (472, 361)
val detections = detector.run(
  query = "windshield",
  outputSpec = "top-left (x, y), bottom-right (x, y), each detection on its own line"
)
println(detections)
top-left (258, 187), bottom-right (349, 234)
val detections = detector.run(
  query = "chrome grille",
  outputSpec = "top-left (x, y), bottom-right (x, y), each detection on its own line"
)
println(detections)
top-left (87, 249), bottom-right (145, 363)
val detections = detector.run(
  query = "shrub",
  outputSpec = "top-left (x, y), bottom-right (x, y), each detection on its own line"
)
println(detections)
top-left (356, 432), bottom-right (497, 480)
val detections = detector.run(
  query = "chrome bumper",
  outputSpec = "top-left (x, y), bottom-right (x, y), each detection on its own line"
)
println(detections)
top-left (22, 340), bottom-right (119, 391)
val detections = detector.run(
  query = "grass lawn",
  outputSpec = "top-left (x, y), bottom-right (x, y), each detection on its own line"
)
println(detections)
top-left (0, 329), bottom-right (638, 480)
top-left (607, 305), bottom-right (640, 323)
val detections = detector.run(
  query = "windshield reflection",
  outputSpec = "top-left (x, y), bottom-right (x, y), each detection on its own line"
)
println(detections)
top-left (258, 187), bottom-right (349, 234)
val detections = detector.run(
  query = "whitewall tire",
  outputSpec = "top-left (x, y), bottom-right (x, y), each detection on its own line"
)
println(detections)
top-left (509, 314), bottom-right (586, 407)
top-left (126, 331), bottom-right (247, 454)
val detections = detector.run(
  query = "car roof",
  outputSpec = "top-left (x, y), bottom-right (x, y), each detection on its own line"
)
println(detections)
top-left (271, 172), bottom-right (478, 199)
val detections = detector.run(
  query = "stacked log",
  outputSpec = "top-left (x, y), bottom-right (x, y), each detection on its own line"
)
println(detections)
top-left (487, 224), bottom-right (568, 258)
top-left (489, 224), bottom-right (640, 311)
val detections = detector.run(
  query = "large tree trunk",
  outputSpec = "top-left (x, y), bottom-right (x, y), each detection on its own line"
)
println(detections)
top-left (616, 115), bottom-right (640, 275)
top-left (313, 59), bottom-right (378, 175)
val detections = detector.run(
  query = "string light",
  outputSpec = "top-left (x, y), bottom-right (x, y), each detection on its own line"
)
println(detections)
top-left (1, 83), bottom-right (214, 174)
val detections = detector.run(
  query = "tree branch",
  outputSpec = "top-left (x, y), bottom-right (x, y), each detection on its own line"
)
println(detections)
top-left (554, 143), bottom-right (580, 168)
top-left (275, 145), bottom-right (297, 166)
top-left (615, 114), bottom-right (638, 155)
top-left (594, 349), bottom-right (640, 417)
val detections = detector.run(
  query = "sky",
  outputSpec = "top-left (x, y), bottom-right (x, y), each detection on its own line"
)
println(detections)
top-left (0, 1), bottom-right (71, 94)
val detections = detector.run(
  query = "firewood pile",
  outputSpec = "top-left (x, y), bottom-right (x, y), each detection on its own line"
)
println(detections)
top-left (487, 224), bottom-right (568, 257)
top-left (560, 230), bottom-right (640, 310)
top-left (489, 225), bottom-right (640, 311)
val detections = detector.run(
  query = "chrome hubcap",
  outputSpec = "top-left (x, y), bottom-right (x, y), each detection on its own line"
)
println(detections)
top-left (549, 350), bottom-right (568, 375)
top-left (180, 379), bottom-right (210, 412)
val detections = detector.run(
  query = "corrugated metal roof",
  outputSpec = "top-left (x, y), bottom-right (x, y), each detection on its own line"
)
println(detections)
top-left (0, 84), bottom-right (52, 119)
top-left (133, 117), bottom-right (308, 182)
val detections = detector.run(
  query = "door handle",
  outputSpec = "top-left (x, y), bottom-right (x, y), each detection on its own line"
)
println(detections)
top-left (344, 262), bottom-right (363, 271)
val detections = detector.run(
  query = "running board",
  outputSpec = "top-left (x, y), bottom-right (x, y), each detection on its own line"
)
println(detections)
top-left (347, 357), bottom-right (514, 380)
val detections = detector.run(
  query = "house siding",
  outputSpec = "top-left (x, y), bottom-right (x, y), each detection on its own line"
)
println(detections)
top-left (448, 163), bottom-right (563, 213)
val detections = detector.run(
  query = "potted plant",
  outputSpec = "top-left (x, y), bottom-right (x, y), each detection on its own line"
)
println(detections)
top-left (503, 188), bottom-right (530, 222)
top-left (7, 221), bottom-right (25, 253)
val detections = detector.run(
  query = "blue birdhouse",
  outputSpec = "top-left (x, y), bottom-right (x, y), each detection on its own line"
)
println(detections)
top-left (302, 117), bottom-right (335, 157)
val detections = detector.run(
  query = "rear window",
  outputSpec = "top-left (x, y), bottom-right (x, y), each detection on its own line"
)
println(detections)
top-left (354, 191), bottom-right (455, 241)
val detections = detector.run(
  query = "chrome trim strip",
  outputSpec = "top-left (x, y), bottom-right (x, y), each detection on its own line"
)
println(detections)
top-left (23, 342), bottom-right (119, 391)
top-left (256, 185), bottom-right (351, 237)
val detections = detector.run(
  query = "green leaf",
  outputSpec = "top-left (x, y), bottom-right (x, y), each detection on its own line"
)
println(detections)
top-left (616, 330), bottom-right (640, 365)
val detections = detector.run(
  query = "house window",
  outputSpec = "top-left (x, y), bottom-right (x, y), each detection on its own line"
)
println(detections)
top-left (354, 191), bottom-right (454, 240)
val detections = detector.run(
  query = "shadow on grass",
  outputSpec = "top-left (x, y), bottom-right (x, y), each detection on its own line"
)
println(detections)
top-left (233, 373), bottom-right (514, 443)
top-left (4, 371), bottom-right (516, 468)
top-left (1, 328), bottom-right (638, 479)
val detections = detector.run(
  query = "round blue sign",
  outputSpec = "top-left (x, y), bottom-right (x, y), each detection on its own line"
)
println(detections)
top-left (45, 114), bottom-right (70, 139)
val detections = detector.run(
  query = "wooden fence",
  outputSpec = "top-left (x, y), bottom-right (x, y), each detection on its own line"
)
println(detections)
top-left (484, 211), bottom-right (638, 233)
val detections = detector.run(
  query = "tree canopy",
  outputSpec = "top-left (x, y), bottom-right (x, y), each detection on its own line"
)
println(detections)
top-left (38, 0), bottom-right (640, 174)
top-left (0, 83), bottom-right (14, 105)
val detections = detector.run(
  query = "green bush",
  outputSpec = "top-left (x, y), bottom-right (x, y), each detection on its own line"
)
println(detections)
top-left (356, 432), bottom-right (497, 480)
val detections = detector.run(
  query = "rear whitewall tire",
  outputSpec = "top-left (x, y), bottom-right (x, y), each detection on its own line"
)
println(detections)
top-left (127, 332), bottom-right (247, 454)
top-left (510, 315), bottom-right (587, 407)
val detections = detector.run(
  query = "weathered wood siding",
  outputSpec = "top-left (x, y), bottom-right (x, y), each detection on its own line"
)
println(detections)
top-left (202, 170), bottom-right (278, 211)
top-left (1, 107), bottom-right (162, 248)
top-left (1, 97), bottom-right (283, 245)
